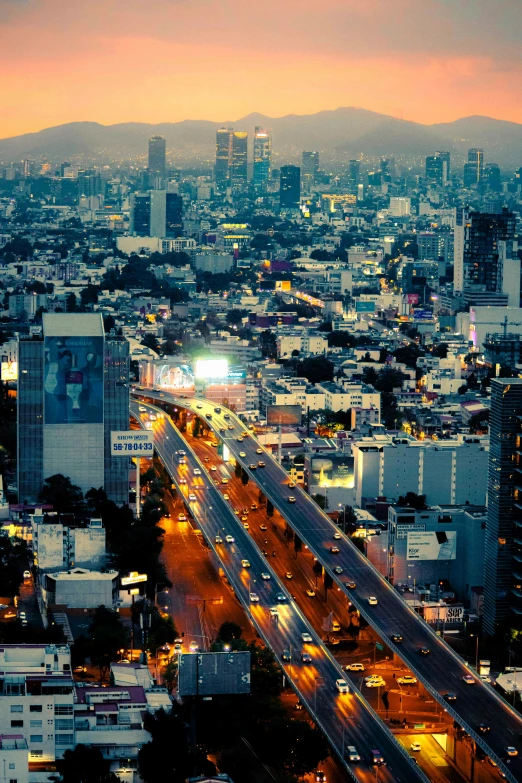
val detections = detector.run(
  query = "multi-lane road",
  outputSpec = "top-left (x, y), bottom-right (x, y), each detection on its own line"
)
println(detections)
top-left (131, 401), bottom-right (431, 783)
top-left (133, 389), bottom-right (522, 783)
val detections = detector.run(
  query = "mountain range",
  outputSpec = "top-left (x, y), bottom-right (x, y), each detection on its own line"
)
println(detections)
top-left (1, 108), bottom-right (521, 168)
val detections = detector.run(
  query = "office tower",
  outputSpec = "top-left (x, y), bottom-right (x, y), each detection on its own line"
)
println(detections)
top-left (347, 159), bottom-right (360, 191)
top-left (389, 197), bottom-right (411, 216)
top-left (149, 191), bottom-right (183, 237)
top-left (465, 147), bottom-right (484, 185)
top-left (215, 128), bottom-right (233, 187)
top-left (18, 314), bottom-right (129, 505)
top-left (231, 131), bottom-right (248, 186)
top-left (253, 127), bottom-right (271, 187)
top-left (130, 192), bottom-right (151, 236)
top-left (77, 169), bottom-right (102, 199)
top-left (302, 151), bottom-right (319, 188)
top-left (426, 155), bottom-right (443, 184)
top-left (483, 378), bottom-right (522, 634)
top-left (148, 135), bottom-right (166, 179)
top-left (437, 151), bottom-right (451, 184)
top-left (280, 165), bottom-right (301, 209)
top-left (484, 163), bottom-right (501, 192)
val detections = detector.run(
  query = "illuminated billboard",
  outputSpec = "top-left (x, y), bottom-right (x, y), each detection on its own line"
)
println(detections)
top-left (154, 363), bottom-right (194, 390)
top-left (407, 531), bottom-right (457, 561)
top-left (267, 405), bottom-right (302, 427)
top-left (195, 359), bottom-right (228, 379)
top-left (44, 336), bottom-right (104, 424)
top-left (1, 361), bottom-right (17, 381)
top-left (355, 300), bottom-right (376, 313)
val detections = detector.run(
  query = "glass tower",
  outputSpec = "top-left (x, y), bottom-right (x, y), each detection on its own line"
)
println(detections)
top-left (231, 131), bottom-right (248, 186)
top-left (253, 127), bottom-right (271, 188)
top-left (280, 165), bottom-right (301, 210)
top-left (215, 128), bottom-right (233, 187)
top-left (148, 136), bottom-right (166, 179)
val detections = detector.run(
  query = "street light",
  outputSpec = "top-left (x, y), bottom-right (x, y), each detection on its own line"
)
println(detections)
top-left (469, 633), bottom-right (479, 672)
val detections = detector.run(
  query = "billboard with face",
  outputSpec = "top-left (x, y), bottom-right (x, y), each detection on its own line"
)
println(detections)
top-left (44, 336), bottom-right (104, 424)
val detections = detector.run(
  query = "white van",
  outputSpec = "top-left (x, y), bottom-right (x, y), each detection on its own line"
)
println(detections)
top-left (335, 678), bottom-right (350, 693)
top-left (346, 746), bottom-right (360, 762)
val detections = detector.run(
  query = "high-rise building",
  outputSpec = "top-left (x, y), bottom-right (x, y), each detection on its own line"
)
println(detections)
top-left (130, 192), bottom-right (151, 236)
top-left (149, 191), bottom-right (183, 237)
top-left (302, 151), bottom-right (319, 188)
top-left (215, 128), bottom-right (233, 187)
top-left (77, 169), bottom-right (102, 199)
top-left (231, 131), bottom-right (248, 186)
top-left (484, 163), bottom-right (501, 192)
top-left (18, 314), bottom-right (130, 505)
top-left (425, 155), bottom-right (443, 185)
top-left (148, 135), bottom-right (166, 179)
top-left (454, 208), bottom-right (517, 295)
top-left (437, 151), bottom-right (451, 184)
top-left (483, 378), bottom-right (522, 634)
top-left (253, 127), bottom-right (271, 187)
top-left (464, 148), bottom-right (484, 186)
top-left (280, 165), bottom-right (301, 210)
top-left (347, 159), bottom-right (360, 192)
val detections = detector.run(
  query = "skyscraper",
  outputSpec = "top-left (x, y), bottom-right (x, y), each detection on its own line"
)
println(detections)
top-left (130, 192), bottom-right (151, 236)
top-left (483, 378), bottom-right (522, 634)
top-left (464, 147), bottom-right (484, 185)
top-left (253, 127), bottom-right (271, 188)
top-left (347, 159), bottom-right (360, 192)
top-left (425, 155), bottom-right (443, 185)
top-left (301, 151), bottom-right (319, 188)
top-left (18, 314), bottom-right (129, 505)
top-left (484, 163), bottom-right (501, 192)
top-left (280, 165), bottom-right (301, 210)
top-left (437, 151), bottom-right (451, 184)
top-left (215, 128), bottom-right (233, 187)
top-left (148, 136), bottom-right (166, 179)
top-left (231, 131), bottom-right (248, 186)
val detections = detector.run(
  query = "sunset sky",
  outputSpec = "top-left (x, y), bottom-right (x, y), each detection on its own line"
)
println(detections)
top-left (1, 0), bottom-right (522, 138)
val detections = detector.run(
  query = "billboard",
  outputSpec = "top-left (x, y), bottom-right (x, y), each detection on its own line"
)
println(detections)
top-left (413, 309), bottom-right (433, 320)
top-left (407, 531), bottom-right (457, 561)
top-left (406, 294), bottom-right (419, 305)
top-left (356, 300), bottom-right (376, 313)
top-left (44, 336), bottom-right (103, 424)
top-left (111, 430), bottom-right (154, 457)
top-left (1, 361), bottom-right (17, 381)
top-left (178, 651), bottom-right (251, 696)
top-left (195, 359), bottom-right (228, 380)
top-left (267, 404), bottom-right (302, 427)
top-left (153, 362), bottom-right (194, 391)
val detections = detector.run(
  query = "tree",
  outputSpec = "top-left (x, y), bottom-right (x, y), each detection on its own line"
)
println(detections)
top-left (88, 606), bottom-right (129, 680)
top-left (55, 744), bottom-right (121, 783)
top-left (432, 343), bottom-right (448, 358)
top-left (39, 474), bottom-right (83, 513)
top-left (259, 719), bottom-right (329, 777)
top-left (103, 314), bottom-right (115, 333)
top-left (0, 536), bottom-right (29, 596)
top-left (312, 493), bottom-right (327, 510)
top-left (397, 492), bottom-right (427, 511)
top-left (139, 708), bottom-right (192, 783)
top-left (65, 292), bottom-right (77, 312)
top-left (141, 334), bottom-right (160, 353)
top-left (294, 356), bottom-right (334, 384)
top-left (216, 621), bottom-right (243, 643)
top-left (226, 309), bottom-right (248, 325)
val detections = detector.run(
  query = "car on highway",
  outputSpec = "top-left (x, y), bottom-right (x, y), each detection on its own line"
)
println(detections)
top-left (397, 675), bottom-right (417, 685)
top-left (367, 596), bottom-right (378, 605)
top-left (371, 750), bottom-right (385, 766)
top-left (269, 608), bottom-right (279, 619)
top-left (330, 546), bottom-right (340, 554)
top-left (390, 633), bottom-right (403, 643)
top-left (345, 580), bottom-right (356, 589)
top-left (139, 405), bottom-right (147, 412)
top-left (301, 652), bottom-right (312, 663)
top-left (210, 465), bottom-right (217, 471)
top-left (346, 746), bottom-right (361, 762)
top-left (282, 649), bottom-right (291, 661)
top-left (193, 468), bottom-right (201, 475)
top-left (205, 413), bottom-right (212, 420)
top-left (188, 494), bottom-right (197, 501)
top-left (241, 559), bottom-right (251, 568)
top-left (333, 532), bottom-right (341, 540)
top-left (301, 632), bottom-right (313, 643)
top-left (215, 536), bottom-right (223, 544)
top-left (179, 477), bottom-right (187, 484)
top-left (241, 431), bottom-right (249, 437)
top-left (336, 678), bottom-right (350, 693)
top-left (261, 573), bottom-right (271, 580)
top-left (410, 742), bottom-right (421, 752)
top-left (462, 674), bottom-right (475, 685)
top-left (225, 535), bottom-right (235, 543)
top-left (178, 513), bottom-right (187, 521)
top-left (260, 524), bottom-right (267, 530)
top-left (223, 493), bottom-right (229, 500)
top-left (275, 592), bottom-right (287, 602)
top-left (203, 456), bottom-right (210, 462)
top-left (214, 407), bottom-right (221, 413)
top-left (256, 448), bottom-right (263, 454)
top-left (251, 503), bottom-right (258, 510)
top-left (294, 700), bottom-right (303, 710)
top-left (477, 723), bottom-right (490, 734)
top-left (239, 451), bottom-right (246, 457)
top-left (314, 771), bottom-right (326, 783)
top-left (249, 592), bottom-right (259, 602)
top-left (242, 522), bottom-right (249, 529)
top-left (444, 692), bottom-right (457, 701)
top-left (196, 403), bottom-right (203, 409)
top-left (285, 572), bottom-right (293, 579)
top-left (19, 611), bottom-right (26, 619)
top-left (23, 570), bottom-right (31, 579)
top-left (288, 496), bottom-right (296, 503)
top-left (249, 463), bottom-right (257, 470)
top-left (345, 662), bottom-right (365, 671)
top-left (240, 515), bottom-right (248, 522)
top-left (333, 566), bottom-right (343, 575)
top-left (506, 747), bottom-right (518, 757)
top-left (306, 589), bottom-right (316, 597)
top-left (228, 425), bottom-right (234, 430)
top-left (418, 646), bottom-right (430, 655)
top-left (221, 478), bottom-right (229, 484)
top-left (365, 677), bottom-right (386, 688)
top-left (223, 413), bottom-right (230, 419)
top-left (289, 482), bottom-right (296, 488)
top-left (258, 461), bottom-right (266, 468)
top-left (237, 437), bottom-right (244, 442)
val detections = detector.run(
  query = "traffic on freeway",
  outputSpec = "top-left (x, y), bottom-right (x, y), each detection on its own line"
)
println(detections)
top-left (133, 388), bottom-right (522, 782)
top-left (131, 401), bottom-right (430, 783)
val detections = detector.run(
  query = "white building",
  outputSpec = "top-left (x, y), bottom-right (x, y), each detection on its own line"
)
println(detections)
top-left (276, 333), bottom-right (328, 359)
top-left (316, 381), bottom-right (380, 416)
top-left (31, 514), bottom-right (106, 572)
top-left (41, 569), bottom-right (119, 610)
top-left (389, 197), bottom-right (411, 217)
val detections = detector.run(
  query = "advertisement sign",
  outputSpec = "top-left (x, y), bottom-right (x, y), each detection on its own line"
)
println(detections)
top-left (413, 309), bottom-right (433, 320)
top-left (195, 359), bottom-right (228, 380)
top-left (44, 336), bottom-right (103, 424)
top-left (355, 300), bottom-right (376, 313)
top-left (423, 604), bottom-right (463, 623)
top-left (121, 572), bottom-right (147, 586)
top-left (154, 363), bottom-right (194, 391)
top-left (111, 430), bottom-right (154, 457)
top-left (407, 531), bottom-right (457, 561)
top-left (267, 404), bottom-right (302, 427)
top-left (407, 294), bottom-right (419, 304)
top-left (1, 361), bottom-right (17, 381)
top-left (396, 523), bottom-right (425, 540)
top-left (178, 651), bottom-right (251, 696)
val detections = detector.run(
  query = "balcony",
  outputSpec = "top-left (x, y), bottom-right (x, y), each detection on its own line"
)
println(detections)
top-left (75, 727), bottom-right (149, 747)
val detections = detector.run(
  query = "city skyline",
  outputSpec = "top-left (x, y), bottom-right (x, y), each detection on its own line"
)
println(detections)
top-left (2, 0), bottom-right (522, 138)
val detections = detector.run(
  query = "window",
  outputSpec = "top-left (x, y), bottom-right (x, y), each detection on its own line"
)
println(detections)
top-left (8, 764), bottom-right (15, 770)
top-left (29, 751), bottom-right (42, 758)
top-left (55, 705), bottom-right (73, 715)
top-left (30, 735), bottom-right (43, 743)
top-left (30, 705), bottom-right (42, 713)
top-left (9, 778), bottom-right (17, 783)
top-left (55, 719), bottom-right (73, 731)
top-left (55, 734), bottom-right (74, 746)
top-left (10, 706), bottom-right (23, 713)
top-left (30, 720), bottom-right (42, 728)
top-left (10, 721), bottom-right (23, 728)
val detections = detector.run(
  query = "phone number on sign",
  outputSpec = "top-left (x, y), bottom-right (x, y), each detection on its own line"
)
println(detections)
top-left (112, 442), bottom-right (153, 452)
